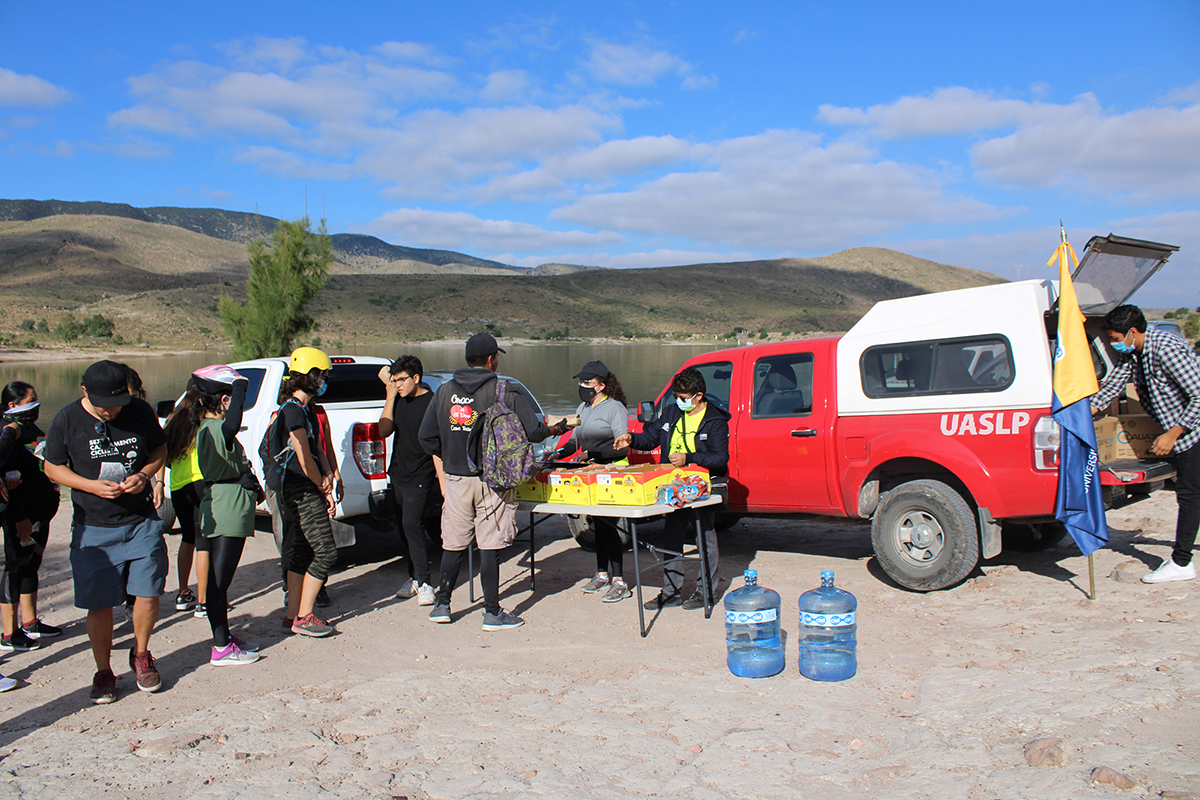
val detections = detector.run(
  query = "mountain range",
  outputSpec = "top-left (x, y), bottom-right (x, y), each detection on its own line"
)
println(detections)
top-left (0, 199), bottom-right (1006, 349)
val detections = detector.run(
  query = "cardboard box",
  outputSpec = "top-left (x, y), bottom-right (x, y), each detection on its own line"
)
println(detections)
top-left (591, 464), bottom-right (710, 506)
top-left (514, 476), bottom-right (546, 502)
top-left (545, 469), bottom-right (596, 504)
top-left (1094, 414), bottom-right (1164, 461)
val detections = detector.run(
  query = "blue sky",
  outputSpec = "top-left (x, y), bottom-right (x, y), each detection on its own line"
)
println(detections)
top-left (2, 1), bottom-right (1198, 306)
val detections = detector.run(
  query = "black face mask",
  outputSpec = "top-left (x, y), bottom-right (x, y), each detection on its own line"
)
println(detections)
top-left (578, 385), bottom-right (598, 404)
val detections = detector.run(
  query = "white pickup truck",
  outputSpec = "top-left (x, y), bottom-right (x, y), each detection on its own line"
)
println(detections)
top-left (157, 357), bottom-right (550, 536)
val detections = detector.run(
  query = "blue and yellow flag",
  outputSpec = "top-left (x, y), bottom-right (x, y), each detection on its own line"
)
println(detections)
top-left (1049, 228), bottom-right (1108, 556)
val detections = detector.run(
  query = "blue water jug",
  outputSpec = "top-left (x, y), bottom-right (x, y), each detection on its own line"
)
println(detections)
top-left (724, 569), bottom-right (785, 678)
top-left (797, 570), bottom-right (857, 681)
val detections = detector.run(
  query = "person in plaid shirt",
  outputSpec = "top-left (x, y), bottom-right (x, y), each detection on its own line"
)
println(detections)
top-left (1092, 305), bottom-right (1200, 583)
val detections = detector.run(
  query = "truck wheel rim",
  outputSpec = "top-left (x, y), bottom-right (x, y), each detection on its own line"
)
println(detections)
top-left (896, 510), bottom-right (944, 564)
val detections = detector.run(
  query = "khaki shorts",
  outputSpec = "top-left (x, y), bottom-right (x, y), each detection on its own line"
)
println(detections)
top-left (441, 474), bottom-right (517, 551)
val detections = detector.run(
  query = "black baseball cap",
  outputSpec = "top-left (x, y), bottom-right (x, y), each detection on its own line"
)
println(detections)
top-left (573, 360), bottom-right (610, 381)
top-left (465, 332), bottom-right (506, 359)
top-left (82, 360), bottom-right (132, 407)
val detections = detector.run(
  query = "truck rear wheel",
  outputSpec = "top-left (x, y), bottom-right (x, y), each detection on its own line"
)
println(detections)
top-left (871, 479), bottom-right (979, 591)
top-left (567, 515), bottom-right (632, 552)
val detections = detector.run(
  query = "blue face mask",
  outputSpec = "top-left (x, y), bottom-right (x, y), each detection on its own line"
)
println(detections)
top-left (317, 380), bottom-right (328, 396)
top-left (1112, 333), bottom-right (1135, 355)
top-left (676, 395), bottom-right (695, 412)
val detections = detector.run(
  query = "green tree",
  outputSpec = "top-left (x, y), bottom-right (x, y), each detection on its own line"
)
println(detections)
top-left (220, 217), bottom-right (333, 359)
top-left (1185, 314), bottom-right (1200, 339)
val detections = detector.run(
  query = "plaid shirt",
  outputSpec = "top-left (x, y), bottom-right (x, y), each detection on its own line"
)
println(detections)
top-left (1091, 327), bottom-right (1200, 453)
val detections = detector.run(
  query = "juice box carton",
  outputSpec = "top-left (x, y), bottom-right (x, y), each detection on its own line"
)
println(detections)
top-left (592, 464), bottom-right (710, 506)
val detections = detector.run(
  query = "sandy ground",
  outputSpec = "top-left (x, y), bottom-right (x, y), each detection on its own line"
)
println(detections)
top-left (0, 492), bottom-right (1196, 800)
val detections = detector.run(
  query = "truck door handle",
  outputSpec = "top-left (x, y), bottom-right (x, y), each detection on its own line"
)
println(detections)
top-left (239, 426), bottom-right (248, 432)
top-left (791, 429), bottom-right (817, 438)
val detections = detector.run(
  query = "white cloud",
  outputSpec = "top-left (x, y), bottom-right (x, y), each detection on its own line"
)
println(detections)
top-left (476, 135), bottom-right (694, 201)
top-left (0, 67), bottom-right (71, 106)
top-left (972, 102), bottom-right (1200, 201)
top-left (584, 41), bottom-right (709, 89)
top-left (818, 86), bottom-right (1075, 138)
top-left (552, 130), bottom-right (998, 251)
top-left (365, 208), bottom-right (624, 252)
top-left (481, 70), bottom-right (530, 103)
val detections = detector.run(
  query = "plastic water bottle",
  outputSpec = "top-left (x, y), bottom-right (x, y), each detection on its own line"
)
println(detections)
top-left (724, 570), bottom-right (785, 678)
top-left (797, 570), bottom-right (857, 681)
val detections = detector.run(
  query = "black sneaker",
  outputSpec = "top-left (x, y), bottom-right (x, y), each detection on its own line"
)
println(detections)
top-left (481, 609), bottom-right (525, 631)
top-left (429, 604), bottom-right (452, 624)
top-left (21, 618), bottom-right (62, 639)
top-left (681, 591), bottom-right (708, 610)
top-left (642, 592), bottom-right (682, 610)
top-left (174, 589), bottom-right (196, 612)
top-left (315, 586), bottom-right (331, 607)
top-left (0, 629), bottom-right (40, 651)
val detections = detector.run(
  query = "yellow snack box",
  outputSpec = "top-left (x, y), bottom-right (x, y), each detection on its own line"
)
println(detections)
top-left (592, 464), bottom-right (709, 506)
top-left (545, 469), bottom-right (595, 504)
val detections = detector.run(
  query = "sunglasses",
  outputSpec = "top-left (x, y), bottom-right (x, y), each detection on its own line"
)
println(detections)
top-left (94, 421), bottom-right (111, 447)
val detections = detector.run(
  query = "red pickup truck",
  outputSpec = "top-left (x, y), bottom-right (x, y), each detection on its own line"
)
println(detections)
top-left (619, 234), bottom-right (1179, 591)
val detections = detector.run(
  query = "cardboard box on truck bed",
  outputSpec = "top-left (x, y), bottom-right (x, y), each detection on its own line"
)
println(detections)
top-left (1094, 414), bottom-right (1165, 461)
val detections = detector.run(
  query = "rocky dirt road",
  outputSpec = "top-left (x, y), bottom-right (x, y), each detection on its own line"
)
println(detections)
top-left (0, 491), bottom-right (1196, 799)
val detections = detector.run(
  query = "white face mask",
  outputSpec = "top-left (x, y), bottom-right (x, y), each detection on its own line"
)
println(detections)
top-left (676, 395), bottom-right (696, 412)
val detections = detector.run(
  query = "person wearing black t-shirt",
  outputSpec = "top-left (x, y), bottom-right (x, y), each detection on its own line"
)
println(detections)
top-left (378, 356), bottom-right (444, 606)
top-left (44, 360), bottom-right (169, 704)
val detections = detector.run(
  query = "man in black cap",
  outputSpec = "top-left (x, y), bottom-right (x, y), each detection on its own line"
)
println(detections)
top-left (418, 333), bottom-right (566, 630)
top-left (378, 354), bottom-right (443, 605)
top-left (44, 360), bottom-right (169, 704)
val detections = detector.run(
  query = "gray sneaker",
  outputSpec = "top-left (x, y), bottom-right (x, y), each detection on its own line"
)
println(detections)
top-left (581, 573), bottom-right (610, 593)
top-left (601, 580), bottom-right (632, 603)
top-left (481, 609), bottom-right (525, 631)
top-left (429, 604), bottom-right (452, 624)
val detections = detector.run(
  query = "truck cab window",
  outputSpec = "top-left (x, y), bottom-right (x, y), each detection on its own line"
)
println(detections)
top-left (752, 353), bottom-right (814, 417)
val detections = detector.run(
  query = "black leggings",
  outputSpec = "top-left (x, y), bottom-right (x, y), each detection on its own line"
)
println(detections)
top-left (205, 536), bottom-right (247, 648)
top-left (395, 482), bottom-right (442, 586)
top-left (594, 517), bottom-right (624, 579)
top-left (1173, 443), bottom-right (1200, 567)
top-left (436, 548), bottom-right (502, 616)
top-left (172, 481), bottom-right (204, 549)
top-left (1, 513), bottom-right (52, 603)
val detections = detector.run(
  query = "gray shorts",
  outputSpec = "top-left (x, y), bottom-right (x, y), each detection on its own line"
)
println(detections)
top-left (441, 474), bottom-right (517, 551)
top-left (69, 515), bottom-right (168, 609)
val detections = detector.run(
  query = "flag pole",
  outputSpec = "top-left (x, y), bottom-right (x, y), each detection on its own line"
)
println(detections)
top-left (1088, 553), bottom-right (1096, 600)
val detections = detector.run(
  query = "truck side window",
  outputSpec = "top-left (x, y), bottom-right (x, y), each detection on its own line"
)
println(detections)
top-left (752, 353), bottom-right (814, 417)
top-left (237, 368), bottom-right (267, 410)
top-left (860, 336), bottom-right (1014, 397)
top-left (656, 361), bottom-right (733, 416)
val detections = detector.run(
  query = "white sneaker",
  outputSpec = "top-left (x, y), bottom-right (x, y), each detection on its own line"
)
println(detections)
top-left (1142, 558), bottom-right (1197, 584)
top-left (210, 643), bottom-right (260, 666)
top-left (397, 577), bottom-right (419, 598)
top-left (417, 582), bottom-right (437, 606)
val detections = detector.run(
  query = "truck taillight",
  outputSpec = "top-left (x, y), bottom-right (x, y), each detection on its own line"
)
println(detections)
top-left (352, 422), bottom-right (387, 479)
top-left (1033, 414), bottom-right (1060, 470)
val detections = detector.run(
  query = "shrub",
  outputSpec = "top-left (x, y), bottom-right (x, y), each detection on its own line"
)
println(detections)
top-left (18, 319), bottom-right (35, 331)
top-left (1184, 314), bottom-right (1200, 339)
top-left (36, 319), bottom-right (49, 333)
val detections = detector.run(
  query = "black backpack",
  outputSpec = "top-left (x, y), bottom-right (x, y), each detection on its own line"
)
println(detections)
top-left (257, 399), bottom-right (308, 492)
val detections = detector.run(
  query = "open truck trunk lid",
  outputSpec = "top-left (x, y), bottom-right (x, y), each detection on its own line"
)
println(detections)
top-left (1068, 233), bottom-right (1180, 317)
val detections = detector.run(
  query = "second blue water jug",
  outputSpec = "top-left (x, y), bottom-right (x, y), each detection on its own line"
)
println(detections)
top-left (724, 569), bottom-right (785, 678)
top-left (797, 570), bottom-right (857, 681)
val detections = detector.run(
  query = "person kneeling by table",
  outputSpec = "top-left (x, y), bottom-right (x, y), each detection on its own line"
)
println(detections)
top-left (614, 367), bottom-right (729, 610)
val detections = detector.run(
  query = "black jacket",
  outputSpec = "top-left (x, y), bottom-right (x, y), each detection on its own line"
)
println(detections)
top-left (418, 368), bottom-right (553, 476)
top-left (629, 401), bottom-right (730, 477)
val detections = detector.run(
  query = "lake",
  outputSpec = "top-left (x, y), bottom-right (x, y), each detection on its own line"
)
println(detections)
top-left (0, 342), bottom-right (722, 422)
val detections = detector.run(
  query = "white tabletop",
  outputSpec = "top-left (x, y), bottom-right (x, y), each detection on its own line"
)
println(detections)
top-left (515, 494), bottom-right (722, 519)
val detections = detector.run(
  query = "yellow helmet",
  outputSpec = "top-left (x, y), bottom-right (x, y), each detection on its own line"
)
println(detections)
top-left (289, 346), bottom-right (331, 376)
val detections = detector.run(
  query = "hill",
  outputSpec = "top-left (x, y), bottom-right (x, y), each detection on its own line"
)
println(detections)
top-left (0, 205), bottom-right (1006, 351)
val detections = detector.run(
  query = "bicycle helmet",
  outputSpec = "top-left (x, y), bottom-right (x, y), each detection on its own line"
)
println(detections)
top-left (289, 346), bottom-right (331, 376)
top-left (191, 364), bottom-right (244, 395)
